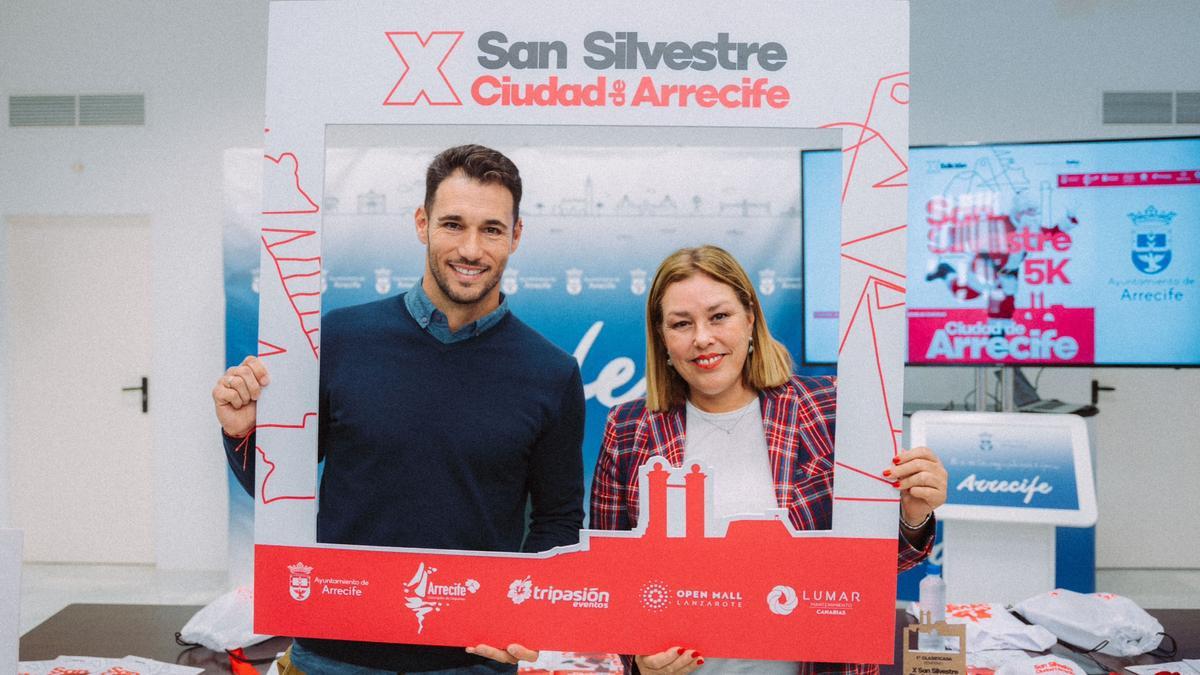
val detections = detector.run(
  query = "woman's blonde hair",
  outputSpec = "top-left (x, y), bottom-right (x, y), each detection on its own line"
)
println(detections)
top-left (645, 245), bottom-right (793, 412)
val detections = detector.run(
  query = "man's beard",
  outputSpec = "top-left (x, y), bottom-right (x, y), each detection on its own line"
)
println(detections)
top-left (429, 254), bottom-right (500, 306)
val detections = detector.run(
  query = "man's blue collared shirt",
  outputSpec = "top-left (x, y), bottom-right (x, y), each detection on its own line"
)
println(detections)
top-left (403, 281), bottom-right (509, 344)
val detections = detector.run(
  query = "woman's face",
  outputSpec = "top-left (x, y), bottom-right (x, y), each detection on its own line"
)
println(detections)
top-left (659, 273), bottom-right (756, 412)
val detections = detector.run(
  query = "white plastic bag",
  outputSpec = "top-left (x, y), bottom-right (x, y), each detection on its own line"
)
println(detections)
top-left (995, 654), bottom-right (1089, 675)
top-left (1014, 589), bottom-right (1163, 656)
top-left (180, 585), bottom-right (273, 651)
top-left (908, 602), bottom-right (1059, 652)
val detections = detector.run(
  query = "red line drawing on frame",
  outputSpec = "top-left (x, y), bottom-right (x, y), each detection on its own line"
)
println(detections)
top-left (821, 71), bottom-right (911, 202)
top-left (257, 339), bottom-right (288, 358)
top-left (822, 73), bottom-right (913, 494)
top-left (835, 460), bottom-right (895, 487)
top-left (263, 152), bottom-right (320, 215)
top-left (863, 280), bottom-right (906, 459)
top-left (262, 228), bottom-right (321, 360)
top-left (841, 252), bottom-right (906, 279)
top-left (837, 275), bottom-right (907, 460)
top-left (250, 412), bottom-right (319, 505)
top-left (842, 224), bottom-right (907, 248)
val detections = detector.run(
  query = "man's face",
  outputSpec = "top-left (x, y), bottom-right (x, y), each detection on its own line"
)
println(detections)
top-left (416, 170), bottom-right (522, 312)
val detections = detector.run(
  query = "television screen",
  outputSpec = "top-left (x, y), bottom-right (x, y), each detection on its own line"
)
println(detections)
top-left (802, 137), bottom-right (1200, 367)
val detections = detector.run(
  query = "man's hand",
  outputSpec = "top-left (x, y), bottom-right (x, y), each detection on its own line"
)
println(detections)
top-left (635, 647), bottom-right (704, 674)
top-left (212, 355), bottom-right (270, 437)
top-left (465, 643), bottom-right (538, 665)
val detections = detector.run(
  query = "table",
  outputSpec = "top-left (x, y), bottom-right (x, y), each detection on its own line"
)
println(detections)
top-left (19, 604), bottom-right (288, 674)
top-left (888, 609), bottom-right (1200, 675)
top-left (20, 604), bottom-right (1200, 674)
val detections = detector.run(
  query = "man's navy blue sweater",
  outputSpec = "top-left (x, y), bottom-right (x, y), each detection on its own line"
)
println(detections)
top-left (224, 295), bottom-right (585, 671)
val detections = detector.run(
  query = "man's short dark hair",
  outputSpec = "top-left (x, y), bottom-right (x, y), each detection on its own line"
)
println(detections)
top-left (424, 144), bottom-right (522, 223)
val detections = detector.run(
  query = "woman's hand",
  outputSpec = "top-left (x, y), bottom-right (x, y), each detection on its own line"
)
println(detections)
top-left (466, 643), bottom-right (538, 665)
top-left (887, 446), bottom-right (948, 526)
top-left (635, 647), bottom-right (704, 673)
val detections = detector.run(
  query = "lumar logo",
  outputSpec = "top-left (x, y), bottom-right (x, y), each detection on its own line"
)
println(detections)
top-left (384, 31), bottom-right (465, 106)
top-left (506, 576), bottom-right (611, 609)
top-left (767, 585), bottom-right (798, 615)
top-left (402, 562), bottom-right (480, 634)
top-left (798, 587), bottom-right (863, 616)
top-left (288, 561), bottom-right (313, 602)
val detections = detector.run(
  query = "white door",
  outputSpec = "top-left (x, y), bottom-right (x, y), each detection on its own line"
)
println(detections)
top-left (1091, 367), bottom-right (1200, 568)
top-left (5, 215), bottom-right (154, 563)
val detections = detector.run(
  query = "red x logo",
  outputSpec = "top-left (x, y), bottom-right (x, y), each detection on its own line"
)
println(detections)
top-left (384, 31), bottom-right (464, 106)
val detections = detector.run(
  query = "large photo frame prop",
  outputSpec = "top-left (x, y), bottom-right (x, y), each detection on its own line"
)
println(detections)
top-left (252, 0), bottom-right (909, 662)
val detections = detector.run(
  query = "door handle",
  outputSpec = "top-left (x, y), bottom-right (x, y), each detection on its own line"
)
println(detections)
top-left (122, 376), bottom-right (149, 413)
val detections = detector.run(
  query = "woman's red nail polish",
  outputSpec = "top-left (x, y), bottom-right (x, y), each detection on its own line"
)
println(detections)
top-left (698, 658), bottom-right (705, 665)
top-left (892, 480), bottom-right (901, 488)
top-left (883, 469), bottom-right (892, 477)
top-left (892, 457), bottom-right (901, 465)
top-left (677, 648), bottom-right (686, 655)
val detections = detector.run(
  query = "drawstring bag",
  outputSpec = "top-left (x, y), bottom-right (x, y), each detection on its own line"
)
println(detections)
top-left (178, 585), bottom-right (273, 652)
top-left (1014, 589), bottom-right (1164, 657)
top-left (908, 602), bottom-right (1058, 652)
top-left (995, 654), bottom-right (1089, 675)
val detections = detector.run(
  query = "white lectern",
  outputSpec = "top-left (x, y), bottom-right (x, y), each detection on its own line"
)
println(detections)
top-left (911, 412), bottom-right (1097, 605)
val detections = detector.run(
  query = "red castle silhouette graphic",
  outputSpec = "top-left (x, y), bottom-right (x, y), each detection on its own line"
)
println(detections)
top-left (255, 458), bottom-right (899, 662)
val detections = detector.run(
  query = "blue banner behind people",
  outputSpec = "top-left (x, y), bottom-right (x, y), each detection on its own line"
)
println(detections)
top-left (223, 144), bottom-right (809, 565)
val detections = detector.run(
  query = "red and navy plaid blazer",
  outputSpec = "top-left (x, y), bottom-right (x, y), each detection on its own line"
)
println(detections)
top-left (589, 375), bottom-right (932, 675)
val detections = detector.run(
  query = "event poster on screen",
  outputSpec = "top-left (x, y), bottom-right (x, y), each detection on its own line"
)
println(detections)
top-left (907, 138), bottom-right (1199, 366)
top-left (803, 138), bottom-right (1200, 366)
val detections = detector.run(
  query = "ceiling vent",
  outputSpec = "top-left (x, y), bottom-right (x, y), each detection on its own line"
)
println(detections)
top-left (8, 95), bottom-right (76, 126)
top-left (79, 94), bottom-right (144, 126)
top-left (1102, 91), bottom-right (1173, 124)
top-left (8, 94), bottom-right (145, 127)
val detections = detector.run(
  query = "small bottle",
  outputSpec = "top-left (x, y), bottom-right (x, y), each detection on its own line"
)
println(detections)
top-left (919, 562), bottom-right (947, 624)
top-left (918, 562), bottom-right (947, 651)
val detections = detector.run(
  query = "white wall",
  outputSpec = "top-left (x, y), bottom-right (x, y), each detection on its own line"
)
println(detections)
top-left (0, 1), bottom-right (270, 569)
top-left (907, 0), bottom-right (1200, 568)
top-left (1, 0), bottom-right (1196, 571)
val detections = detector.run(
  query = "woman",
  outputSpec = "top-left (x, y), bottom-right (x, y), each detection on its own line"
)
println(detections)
top-left (590, 245), bottom-right (948, 675)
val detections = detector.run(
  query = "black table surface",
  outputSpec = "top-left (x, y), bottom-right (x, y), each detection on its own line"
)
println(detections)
top-left (19, 604), bottom-right (1200, 674)
top-left (19, 604), bottom-right (289, 674)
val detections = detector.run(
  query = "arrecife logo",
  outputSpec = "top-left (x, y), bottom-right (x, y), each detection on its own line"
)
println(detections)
top-left (506, 576), bottom-right (610, 609)
top-left (402, 562), bottom-right (480, 634)
top-left (288, 561), bottom-right (313, 602)
top-left (384, 31), bottom-right (465, 106)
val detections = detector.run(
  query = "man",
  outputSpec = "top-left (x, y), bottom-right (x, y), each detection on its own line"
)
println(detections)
top-left (213, 145), bottom-right (585, 673)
